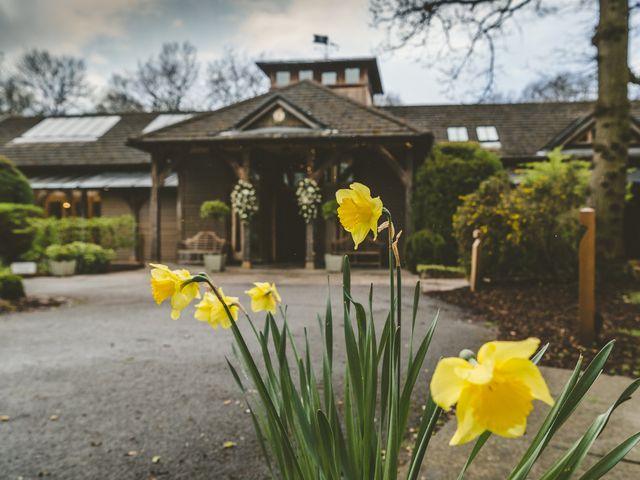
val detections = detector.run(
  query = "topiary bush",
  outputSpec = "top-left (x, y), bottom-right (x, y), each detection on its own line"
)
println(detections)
top-left (0, 156), bottom-right (34, 204)
top-left (404, 229), bottom-right (446, 273)
top-left (453, 151), bottom-right (590, 281)
top-left (0, 269), bottom-right (25, 300)
top-left (200, 200), bottom-right (231, 222)
top-left (0, 203), bottom-right (44, 263)
top-left (412, 142), bottom-right (503, 264)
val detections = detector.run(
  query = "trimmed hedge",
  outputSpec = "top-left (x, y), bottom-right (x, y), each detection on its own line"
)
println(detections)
top-left (0, 203), bottom-right (44, 263)
top-left (45, 242), bottom-right (115, 274)
top-left (0, 156), bottom-right (34, 204)
top-left (0, 270), bottom-right (25, 300)
top-left (412, 142), bottom-right (503, 264)
top-left (26, 215), bottom-right (135, 262)
top-left (404, 229), bottom-right (446, 273)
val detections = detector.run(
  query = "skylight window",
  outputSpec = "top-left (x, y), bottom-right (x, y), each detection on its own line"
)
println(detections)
top-left (476, 126), bottom-right (499, 142)
top-left (13, 116), bottom-right (121, 143)
top-left (446, 126), bottom-right (469, 142)
top-left (142, 114), bottom-right (194, 134)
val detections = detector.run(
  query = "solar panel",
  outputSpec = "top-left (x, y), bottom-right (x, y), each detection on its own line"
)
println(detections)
top-left (13, 116), bottom-right (121, 143)
top-left (142, 114), bottom-right (193, 134)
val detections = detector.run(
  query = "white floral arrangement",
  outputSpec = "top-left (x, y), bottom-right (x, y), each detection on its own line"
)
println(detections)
top-left (230, 179), bottom-right (258, 224)
top-left (296, 178), bottom-right (322, 224)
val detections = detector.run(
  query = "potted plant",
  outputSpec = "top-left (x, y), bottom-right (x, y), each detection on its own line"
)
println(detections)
top-left (199, 200), bottom-right (231, 272)
top-left (322, 199), bottom-right (342, 272)
top-left (45, 244), bottom-right (77, 276)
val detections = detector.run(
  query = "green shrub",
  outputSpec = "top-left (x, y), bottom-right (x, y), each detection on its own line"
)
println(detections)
top-left (0, 269), bottom-right (25, 300)
top-left (453, 151), bottom-right (590, 280)
top-left (45, 244), bottom-right (78, 261)
top-left (200, 200), bottom-right (230, 221)
top-left (0, 203), bottom-right (44, 263)
top-left (416, 264), bottom-right (466, 278)
top-left (26, 215), bottom-right (135, 262)
top-left (412, 142), bottom-right (503, 264)
top-left (45, 242), bottom-right (114, 273)
top-left (0, 156), bottom-right (34, 204)
top-left (404, 229), bottom-right (446, 273)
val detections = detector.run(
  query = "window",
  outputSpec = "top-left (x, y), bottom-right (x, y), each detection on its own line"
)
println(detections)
top-left (345, 67), bottom-right (360, 83)
top-left (275, 71), bottom-right (291, 86)
top-left (446, 126), bottom-right (469, 142)
top-left (321, 71), bottom-right (337, 85)
top-left (299, 70), bottom-right (313, 81)
top-left (476, 126), bottom-right (499, 142)
top-left (13, 116), bottom-right (121, 143)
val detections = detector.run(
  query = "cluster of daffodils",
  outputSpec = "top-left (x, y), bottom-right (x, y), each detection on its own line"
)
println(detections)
top-left (150, 263), bottom-right (280, 329)
top-left (295, 178), bottom-right (322, 224)
top-left (230, 179), bottom-right (258, 224)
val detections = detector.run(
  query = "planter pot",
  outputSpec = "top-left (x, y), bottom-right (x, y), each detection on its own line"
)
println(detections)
top-left (49, 259), bottom-right (76, 277)
top-left (204, 253), bottom-right (226, 272)
top-left (324, 254), bottom-right (343, 273)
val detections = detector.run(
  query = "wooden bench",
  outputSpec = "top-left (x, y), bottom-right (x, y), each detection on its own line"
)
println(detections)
top-left (331, 236), bottom-right (385, 267)
top-left (178, 231), bottom-right (226, 265)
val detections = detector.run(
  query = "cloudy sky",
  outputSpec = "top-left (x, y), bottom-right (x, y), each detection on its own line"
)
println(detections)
top-left (0, 0), bottom-right (636, 106)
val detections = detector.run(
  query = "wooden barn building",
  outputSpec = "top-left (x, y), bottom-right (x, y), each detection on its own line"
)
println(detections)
top-left (0, 56), bottom-right (638, 266)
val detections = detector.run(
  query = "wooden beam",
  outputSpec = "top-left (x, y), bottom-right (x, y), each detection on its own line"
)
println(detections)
top-left (305, 149), bottom-right (316, 269)
top-left (578, 208), bottom-right (596, 343)
top-left (404, 148), bottom-right (414, 236)
top-left (377, 145), bottom-right (409, 185)
top-left (240, 149), bottom-right (251, 268)
top-left (149, 156), bottom-right (170, 262)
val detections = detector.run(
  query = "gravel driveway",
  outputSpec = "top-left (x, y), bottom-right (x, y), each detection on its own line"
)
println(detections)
top-left (0, 268), bottom-right (492, 480)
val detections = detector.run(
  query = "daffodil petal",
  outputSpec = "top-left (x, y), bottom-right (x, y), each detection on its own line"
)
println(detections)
top-left (477, 338), bottom-right (540, 366)
top-left (349, 182), bottom-right (372, 198)
top-left (471, 379), bottom-right (533, 438)
top-left (430, 357), bottom-right (471, 410)
top-left (449, 389), bottom-right (485, 445)
top-left (455, 363), bottom-right (493, 385)
top-left (500, 358), bottom-right (554, 406)
top-left (335, 188), bottom-right (353, 204)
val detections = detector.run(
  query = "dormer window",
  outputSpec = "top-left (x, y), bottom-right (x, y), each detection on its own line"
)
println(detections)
top-left (321, 71), bottom-right (337, 85)
top-left (345, 67), bottom-right (360, 84)
top-left (275, 71), bottom-right (291, 86)
top-left (299, 70), bottom-right (313, 81)
top-left (447, 126), bottom-right (469, 142)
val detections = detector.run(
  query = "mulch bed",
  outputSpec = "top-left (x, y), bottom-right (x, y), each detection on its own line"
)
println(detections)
top-left (0, 295), bottom-right (71, 315)
top-left (429, 280), bottom-right (640, 377)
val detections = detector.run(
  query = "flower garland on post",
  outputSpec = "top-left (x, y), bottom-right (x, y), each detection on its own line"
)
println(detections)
top-left (230, 179), bottom-right (258, 267)
top-left (296, 178), bottom-right (322, 269)
top-left (295, 178), bottom-right (322, 224)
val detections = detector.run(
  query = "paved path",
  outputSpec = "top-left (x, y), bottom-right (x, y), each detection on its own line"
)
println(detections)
top-left (0, 268), bottom-right (492, 480)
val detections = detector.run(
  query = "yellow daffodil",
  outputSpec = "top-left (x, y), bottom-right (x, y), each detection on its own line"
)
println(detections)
top-left (245, 282), bottom-right (282, 314)
top-left (149, 263), bottom-right (200, 320)
top-left (430, 337), bottom-right (554, 445)
top-left (336, 182), bottom-right (383, 249)
top-left (194, 288), bottom-right (239, 329)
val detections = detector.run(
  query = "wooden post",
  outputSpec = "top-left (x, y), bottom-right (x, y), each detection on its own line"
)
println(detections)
top-left (149, 156), bottom-right (168, 262)
top-left (240, 150), bottom-right (252, 269)
top-left (579, 208), bottom-right (596, 343)
top-left (305, 149), bottom-right (316, 269)
top-left (469, 229), bottom-right (482, 292)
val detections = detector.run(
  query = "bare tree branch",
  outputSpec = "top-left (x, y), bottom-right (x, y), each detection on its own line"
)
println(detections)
top-left (206, 48), bottom-right (268, 108)
top-left (100, 42), bottom-right (199, 112)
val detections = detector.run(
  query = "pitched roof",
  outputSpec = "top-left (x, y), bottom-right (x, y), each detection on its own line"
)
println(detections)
top-left (130, 80), bottom-right (424, 146)
top-left (0, 112), bottom-right (198, 168)
top-left (384, 101), bottom-right (640, 160)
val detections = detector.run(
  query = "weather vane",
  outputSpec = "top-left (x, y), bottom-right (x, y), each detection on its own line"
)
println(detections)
top-left (313, 34), bottom-right (339, 59)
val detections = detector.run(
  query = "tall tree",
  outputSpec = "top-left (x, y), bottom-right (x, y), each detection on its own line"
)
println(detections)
top-left (0, 54), bottom-right (32, 114)
top-left (520, 71), bottom-right (596, 102)
top-left (100, 42), bottom-right (199, 112)
top-left (10, 49), bottom-right (88, 114)
top-left (206, 48), bottom-right (267, 109)
top-left (371, 0), bottom-right (638, 265)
